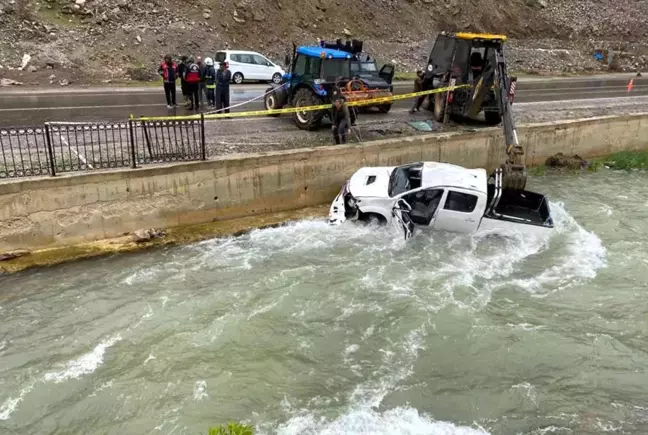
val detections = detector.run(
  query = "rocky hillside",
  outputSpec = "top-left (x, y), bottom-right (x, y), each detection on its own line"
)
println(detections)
top-left (1, 0), bottom-right (647, 86)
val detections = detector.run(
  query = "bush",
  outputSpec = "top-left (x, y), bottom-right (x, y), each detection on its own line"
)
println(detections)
top-left (208, 422), bottom-right (254, 435)
top-left (603, 150), bottom-right (648, 170)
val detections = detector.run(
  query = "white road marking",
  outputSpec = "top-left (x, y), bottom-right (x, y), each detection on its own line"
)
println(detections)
top-left (59, 134), bottom-right (93, 169)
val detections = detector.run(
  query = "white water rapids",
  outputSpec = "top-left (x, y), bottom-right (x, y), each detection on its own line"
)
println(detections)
top-left (1, 170), bottom-right (648, 435)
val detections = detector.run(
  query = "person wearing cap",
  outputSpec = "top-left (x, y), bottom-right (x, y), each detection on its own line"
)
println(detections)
top-left (216, 61), bottom-right (232, 113)
top-left (330, 94), bottom-right (352, 144)
top-left (204, 57), bottom-right (216, 109)
top-left (183, 56), bottom-right (202, 110)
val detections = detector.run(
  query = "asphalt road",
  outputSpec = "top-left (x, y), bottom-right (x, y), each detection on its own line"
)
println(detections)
top-left (0, 74), bottom-right (646, 127)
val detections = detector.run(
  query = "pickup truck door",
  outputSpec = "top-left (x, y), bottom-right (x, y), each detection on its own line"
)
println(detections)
top-left (392, 199), bottom-right (414, 240)
top-left (392, 188), bottom-right (446, 239)
top-left (433, 189), bottom-right (485, 233)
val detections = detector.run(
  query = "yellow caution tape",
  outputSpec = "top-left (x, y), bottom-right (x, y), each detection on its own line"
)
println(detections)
top-left (136, 84), bottom-right (471, 122)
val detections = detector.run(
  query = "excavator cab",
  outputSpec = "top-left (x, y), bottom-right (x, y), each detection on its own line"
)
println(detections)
top-left (423, 32), bottom-right (526, 191)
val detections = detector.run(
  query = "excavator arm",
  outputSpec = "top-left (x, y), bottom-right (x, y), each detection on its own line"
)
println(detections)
top-left (464, 44), bottom-right (526, 191)
top-left (493, 46), bottom-right (527, 191)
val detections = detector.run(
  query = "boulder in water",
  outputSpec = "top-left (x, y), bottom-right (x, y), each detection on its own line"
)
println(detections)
top-left (545, 153), bottom-right (589, 170)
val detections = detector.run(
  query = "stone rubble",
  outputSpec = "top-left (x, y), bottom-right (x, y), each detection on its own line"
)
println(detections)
top-left (0, 0), bottom-right (646, 85)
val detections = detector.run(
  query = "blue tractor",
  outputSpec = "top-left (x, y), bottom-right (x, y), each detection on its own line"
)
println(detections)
top-left (263, 39), bottom-right (395, 130)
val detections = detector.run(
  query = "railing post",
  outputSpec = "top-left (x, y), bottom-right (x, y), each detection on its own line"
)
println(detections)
top-left (44, 123), bottom-right (56, 177)
top-left (200, 113), bottom-right (206, 160)
top-left (128, 119), bottom-right (137, 169)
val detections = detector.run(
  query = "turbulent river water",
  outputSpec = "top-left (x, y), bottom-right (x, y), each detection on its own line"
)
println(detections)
top-left (1, 170), bottom-right (648, 435)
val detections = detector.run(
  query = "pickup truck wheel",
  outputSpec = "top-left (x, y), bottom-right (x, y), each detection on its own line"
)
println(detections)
top-left (362, 212), bottom-right (387, 226)
top-left (484, 111), bottom-right (502, 125)
top-left (377, 104), bottom-right (392, 114)
top-left (264, 91), bottom-right (282, 117)
top-left (434, 92), bottom-right (446, 122)
top-left (293, 88), bottom-right (324, 130)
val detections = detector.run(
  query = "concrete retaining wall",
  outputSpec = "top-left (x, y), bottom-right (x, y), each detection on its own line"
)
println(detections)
top-left (1, 113), bottom-right (647, 251)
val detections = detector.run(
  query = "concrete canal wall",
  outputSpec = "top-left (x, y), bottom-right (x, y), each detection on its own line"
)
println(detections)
top-left (1, 113), bottom-right (647, 252)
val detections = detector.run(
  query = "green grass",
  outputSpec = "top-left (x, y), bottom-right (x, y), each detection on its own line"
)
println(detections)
top-left (208, 422), bottom-right (254, 435)
top-left (529, 165), bottom-right (546, 176)
top-left (393, 71), bottom-right (418, 81)
top-left (600, 150), bottom-right (648, 170)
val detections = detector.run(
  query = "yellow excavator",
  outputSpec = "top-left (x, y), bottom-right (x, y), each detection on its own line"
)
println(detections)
top-left (422, 32), bottom-right (527, 191)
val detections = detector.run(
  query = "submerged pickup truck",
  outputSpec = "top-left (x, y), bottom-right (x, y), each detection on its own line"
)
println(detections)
top-left (328, 161), bottom-right (554, 239)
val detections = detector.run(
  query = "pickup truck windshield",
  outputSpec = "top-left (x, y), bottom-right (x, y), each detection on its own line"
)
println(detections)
top-left (389, 163), bottom-right (424, 197)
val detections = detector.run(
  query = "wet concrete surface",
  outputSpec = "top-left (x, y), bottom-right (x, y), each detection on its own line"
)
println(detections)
top-left (0, 75), bottom-right (646, 127)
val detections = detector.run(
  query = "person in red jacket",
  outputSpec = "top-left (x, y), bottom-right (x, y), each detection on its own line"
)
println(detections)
top-left (158, 54), bottom-right (178, 108)
top-left (183, 56), bottom-right (202, 111)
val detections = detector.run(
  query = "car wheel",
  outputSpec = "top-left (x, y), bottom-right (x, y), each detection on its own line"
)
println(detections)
top-left (232, 72), bottom-right (244, 84)
top-left (271, 73), bottom-right (282, 84)
top-left (364, 213), bottom-right (387, 226)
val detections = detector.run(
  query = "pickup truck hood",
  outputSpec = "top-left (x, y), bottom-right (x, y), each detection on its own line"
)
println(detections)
top-left (348, 167), bottom-right (393, 198)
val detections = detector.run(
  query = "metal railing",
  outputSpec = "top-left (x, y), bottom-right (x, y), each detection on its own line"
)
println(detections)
top-left (0, 117), bottom-right (206, 179)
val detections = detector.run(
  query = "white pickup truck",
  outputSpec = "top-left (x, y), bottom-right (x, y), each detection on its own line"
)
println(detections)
top-left (328, 161), bottom-right (554, 239)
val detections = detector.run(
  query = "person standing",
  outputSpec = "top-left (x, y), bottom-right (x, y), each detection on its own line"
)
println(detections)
top-left (409, 70), bottom-right (425, 114)
top-left (158, 54), bottom-right (177, 108)
top-left (216, 61), bottom-right (232, 113)
top-left (331, 95), bottom-right (352, 144)
top-left (204, 57), bottom-right (216, 108)
top-left (177, 55), bottom-right (190, 107)
top-left (197, 56), bottom-right (207, 106)
top-left (183, 56), bottom-right (202, 111)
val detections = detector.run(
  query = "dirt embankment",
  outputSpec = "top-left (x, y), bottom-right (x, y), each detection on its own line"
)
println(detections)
top-left (1, 0), bottom-right (648, 87)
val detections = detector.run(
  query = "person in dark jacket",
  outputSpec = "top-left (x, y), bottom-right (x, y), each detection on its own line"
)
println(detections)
top-left (177, 55), bottom-right (189, 107)
top-left (158, 54), bottom-right (177, 108)
top-left (409, 70), bottom-right (425, 113)
top-left (204, 57), bottom-right (216, 108)
top-left (197, 56), bottom-right (207, 106)
top-left (216, 61), bottom-right (232, 113)
top-left (330, 95), bottom-right (352, 144)
top-left (183, 56), bottom-right (202, 111)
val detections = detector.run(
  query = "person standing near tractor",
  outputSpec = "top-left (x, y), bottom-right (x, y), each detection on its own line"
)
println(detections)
top-left (216, 61), bottom-right (232, 113)
top-left (331, 95), bottom-right (352, 144)
top-left (204, 57), bottom-right (216, 109)
top-left (409, 70), bottom-right (425, 113)
top-left (183, 56), bottom-right (202, 111)
top-left (158, 54), bottom-right (177, 108)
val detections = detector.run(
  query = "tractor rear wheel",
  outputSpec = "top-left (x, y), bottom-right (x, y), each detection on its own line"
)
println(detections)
top-left (293, 88), bottom-right (324, 130)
